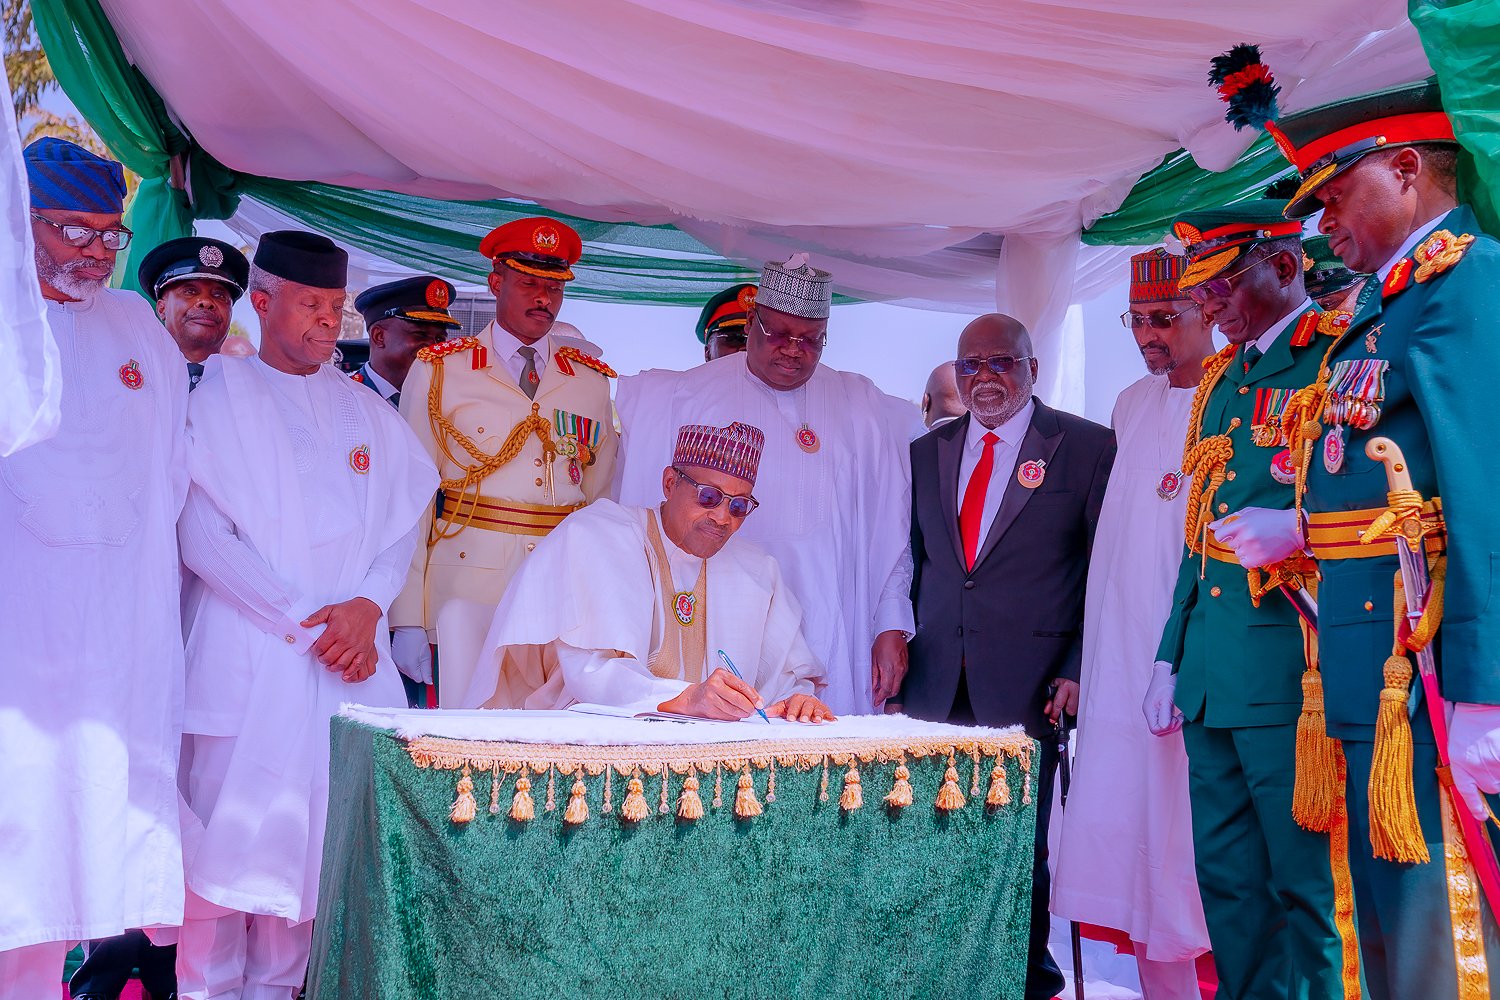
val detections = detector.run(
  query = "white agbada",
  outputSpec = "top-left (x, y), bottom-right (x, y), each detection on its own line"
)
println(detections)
top-left (1051, 374), bottom-right (1211, 961)
top-left (178, 355), bottom-right (435, 922)
top-left (614, 354), bottom-right (912, 714)
top-left (0, 289), bottom-right (188, 950)
top-left (464, 499), bottom-right (822, 713)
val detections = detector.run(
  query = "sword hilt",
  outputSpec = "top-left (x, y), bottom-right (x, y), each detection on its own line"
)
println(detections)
top-left (1366, 436), bottom-right (1415, 494)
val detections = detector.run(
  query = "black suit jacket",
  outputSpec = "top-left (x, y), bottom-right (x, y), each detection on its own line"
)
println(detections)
top-left (901, 400), bottom-right (1115, 736)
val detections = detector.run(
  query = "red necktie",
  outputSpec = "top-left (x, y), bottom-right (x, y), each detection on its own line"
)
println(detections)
top-left (959, 432), bottom-right (999, 570)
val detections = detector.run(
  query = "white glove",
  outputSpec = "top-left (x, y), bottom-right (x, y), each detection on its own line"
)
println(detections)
top-left (1449, 702), bottom-right (1500, 820)
top-left (391, 626), bottom-right (433, 685)
top-left (1142, 661), bottom-right (1183, 735)
top-left (1210, 506), bottom-right (1304, 569)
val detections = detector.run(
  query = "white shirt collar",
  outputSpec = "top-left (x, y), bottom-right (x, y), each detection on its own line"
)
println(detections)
top-left (1250, 297), bottom-right (1313, 355)
top-left (489, 321), bottom-right (550, 365)
top-left (361, 362), bottom-right (399, 399)
top-left (1375, 211), bottom-right (1452, 282)
top-left (966, 397), bottom-right (1035, 449)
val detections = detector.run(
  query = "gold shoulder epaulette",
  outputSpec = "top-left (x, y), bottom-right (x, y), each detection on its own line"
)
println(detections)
top-left (1413, 230), bottom-right (1475, 284)
top-left (417, 335), bottom-right (480, 364)
top-left (555, 345), bottom-right (617, 379)
top-left (1316, 309), bottom-right (1351, 338)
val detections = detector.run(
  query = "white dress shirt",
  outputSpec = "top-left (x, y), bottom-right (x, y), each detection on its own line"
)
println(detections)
top-left (1248, 297), bottom-right (1313, 358)
top-left (360, 361), bottom-right (400, 403)
top-left (956, 398), bottom-right (1036, 544)
top-left (490, 323), bottom-right (552, 387)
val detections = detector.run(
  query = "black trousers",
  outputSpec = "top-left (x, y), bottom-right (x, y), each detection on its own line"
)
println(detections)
top-left (949, 670), bottom-right (1066, 1000)
top-left (70, 931), bottom-right (176, 998)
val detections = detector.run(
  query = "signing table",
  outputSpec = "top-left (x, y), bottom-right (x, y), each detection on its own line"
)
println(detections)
top-left (308, 707), bottom-right (1040, 1000)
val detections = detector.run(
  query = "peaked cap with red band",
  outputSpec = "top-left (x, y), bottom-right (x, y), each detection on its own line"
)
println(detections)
top-left (695, 282), bottom-right (757, 343)
top-left (479, 217), bottom-right (583, 281)
top-left (1272, 80), bottom-right (1455, 219)
top-left (1171, 200), bottom-right (1304, 291)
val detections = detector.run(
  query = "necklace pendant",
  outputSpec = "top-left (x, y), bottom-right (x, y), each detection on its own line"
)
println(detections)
top-left (796, 423), bottom-right (820, 453)
top-left (1156, 471), bottom-right (1183, 501)
top-left (673, 592), bottom-right (696, 626)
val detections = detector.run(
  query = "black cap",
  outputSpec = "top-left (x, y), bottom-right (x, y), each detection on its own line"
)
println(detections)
top-left (252, 230), bottom-right (348, 290)
top-left (354, 276), bottom-right (462, 330)
top-left (137, 237), bottom-right (250, 301)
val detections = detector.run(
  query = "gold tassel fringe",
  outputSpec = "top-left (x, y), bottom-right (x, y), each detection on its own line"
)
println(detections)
top-left (677, 774), bottom-right (704, 820)
top-left (488, 765), bottom-right (502, 816)
top-left (885, 762), bottom-right (913, 808)
top-left (840, 764), bottom-right (863, 811)
top-left (936, 759), bottom-right (966, 811)
top-left (450, 765), bottom-right (477, 824)
top-left (620, 773), bottom-right (651, 822)
top-left (1369, 653), bottom-right (1429, 862)
top-left (563, 774), bottom-right (589, 825)
top-left (1292, 668), bottom-right (1339, 832)
top-left (986, 761), bottom-right (1010, 808)
top-left (509, 775), bottom-right (535, 822)
top-left (734, 768), bottom-right (763, 818)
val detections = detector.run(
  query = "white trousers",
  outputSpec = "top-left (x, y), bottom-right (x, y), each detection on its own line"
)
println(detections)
top-left (175, 904), bottom-right (312, 1000)
top-left (1137, 954), bottom-right (1203, 1000)
top-left (0, 940), bottom-right (69, 1000)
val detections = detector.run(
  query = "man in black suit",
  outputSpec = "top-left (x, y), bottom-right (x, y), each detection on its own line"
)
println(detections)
top-left (900, 313), bottom-right (1115, 1000)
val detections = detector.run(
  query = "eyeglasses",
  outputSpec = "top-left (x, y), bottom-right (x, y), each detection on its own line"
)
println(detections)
top-left (30, 214), bottom-right (132, 251)
top-left (673, 468), bottom-right (759, 518)
top-left (953, 355), bottom-right (1034, 377)
top-left (753, 314), bottom-right (826, 353)
top-left (1185, 254), bottom-right (1269, 305)
top-left (1120, 304), bottom-right (1198, 329)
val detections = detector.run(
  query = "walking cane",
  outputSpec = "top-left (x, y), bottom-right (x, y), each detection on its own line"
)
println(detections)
top-left (1054, 711), bottom-right (1085, 1000)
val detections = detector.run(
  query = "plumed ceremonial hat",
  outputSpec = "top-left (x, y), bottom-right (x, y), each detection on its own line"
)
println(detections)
top-left (696, 283), bottom-right (757, 343)
top-left (252, 230), bottom-right (349, 290)
top-left (756, 253), bottom-right (832, 320)
top-left (480, 217), bottom-right (582, 281)
top-left (1170, 201), bottom-right (1303, 291)
top-left (355, 276), bottom-right (462, 330)
top-left (1301, 235), bottom-right (1366, 300)
top-left (137, 237), bottom-right (249, 301)
top-left (673, 422), bottom-right (765, 487)
top-left (1128, 248), bottom-right (1188, 304)
top-left (24, 137), bottom-right (127, 214)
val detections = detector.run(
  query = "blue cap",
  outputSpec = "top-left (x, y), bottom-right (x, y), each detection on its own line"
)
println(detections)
top-left (24, 137), bottom-right (127, 214)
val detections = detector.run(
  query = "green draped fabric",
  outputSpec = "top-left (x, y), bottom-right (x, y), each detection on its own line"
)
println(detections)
top-left (309, 720), bottom-right (1036, 1000)
top-left (1410, 0), bottom-right (1500, 235)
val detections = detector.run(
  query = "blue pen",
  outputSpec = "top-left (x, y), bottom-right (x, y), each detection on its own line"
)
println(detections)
top-left (717, 649), bottom-right (771, 723)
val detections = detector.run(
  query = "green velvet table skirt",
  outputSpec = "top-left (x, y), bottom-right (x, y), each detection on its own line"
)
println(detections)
top-left (308, 718), bottom-right (1039, 1000)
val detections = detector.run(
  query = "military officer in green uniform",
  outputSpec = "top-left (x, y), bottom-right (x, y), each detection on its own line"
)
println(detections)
top-left (1230, 81), bottom-right (1500, 999)
top-left (1301, 235), bottom-right (1367, 313)
top-left (1142, 202), bottom-right (1357, 1000)
top-left (695, 282), bottom-right (756, 362)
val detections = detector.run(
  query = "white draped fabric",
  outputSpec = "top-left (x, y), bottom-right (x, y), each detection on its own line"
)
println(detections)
top-left (0, 288), bottom-right (188, 950)
top-left (100, 1), bottom-right (1431, 333)
top-left (0, 72), bottom-right (60, 455)
top-left (1051, 374), bottom-right (1209, 961)
top-left (178, 356), bottom-right (436, 922)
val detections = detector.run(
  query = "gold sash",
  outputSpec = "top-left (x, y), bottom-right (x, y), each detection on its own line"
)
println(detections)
top-left (644, 509), bottom-right (706, 684)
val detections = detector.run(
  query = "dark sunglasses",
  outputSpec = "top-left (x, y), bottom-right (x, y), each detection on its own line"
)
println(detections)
top-left (31, 213), bottom-right (132, 250)
top-left (1186, 254), bottom-right (1269, 305)
top-left (1120, 304), bottom-right (1198, 329)
top-left (953, 355), bottom-right (1034, 377)
top-left (753, 314), bottom-right (826, 353)
top-left (674, 467), bottom-right (759, 518)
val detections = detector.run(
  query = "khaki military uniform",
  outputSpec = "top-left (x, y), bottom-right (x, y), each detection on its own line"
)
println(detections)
top-left (391, 320), bottom-right (617, 704)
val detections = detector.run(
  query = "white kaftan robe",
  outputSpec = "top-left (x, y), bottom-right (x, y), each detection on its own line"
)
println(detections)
top-left (464, 500), bottom-right (822, 713)
top-left (613, 354), bottom-right (912, 714)
top-left (1051, 374), bottom-right (1211, 961)
top-left (0, 289), bottom-right (188, 950)
top-left (178, 356), bottom-right (435, 922)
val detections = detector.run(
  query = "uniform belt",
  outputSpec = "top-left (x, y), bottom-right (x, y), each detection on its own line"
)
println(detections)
top-left (1203, 529), bottom-right (1238, 564)
top-left (1306, 499), bottom-right (1446, 560)
top-left (438, 490), bottom-right (582, 536)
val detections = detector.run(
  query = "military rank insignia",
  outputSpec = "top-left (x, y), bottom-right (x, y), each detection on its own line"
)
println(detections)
top-left (554, 345), bottom-right (617, 379)
top-left (416, 335), bottom-right (480, 364)
top-left (1413, 230), bottom-right (1474, 283)
top-left (1251, 388), bottom-right (1295, 448)
top-left (118, 359), bottom-right (144, 390)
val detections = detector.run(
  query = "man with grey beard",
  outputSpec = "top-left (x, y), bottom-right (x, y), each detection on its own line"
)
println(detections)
top-left (1, 138), bottom-right (189, 995)
top-left (900, 312), bottom-right (1115, 1000)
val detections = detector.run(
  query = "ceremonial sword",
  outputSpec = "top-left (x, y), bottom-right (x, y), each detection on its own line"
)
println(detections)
top-left (1366, 436), bottom-right (1500, 917)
